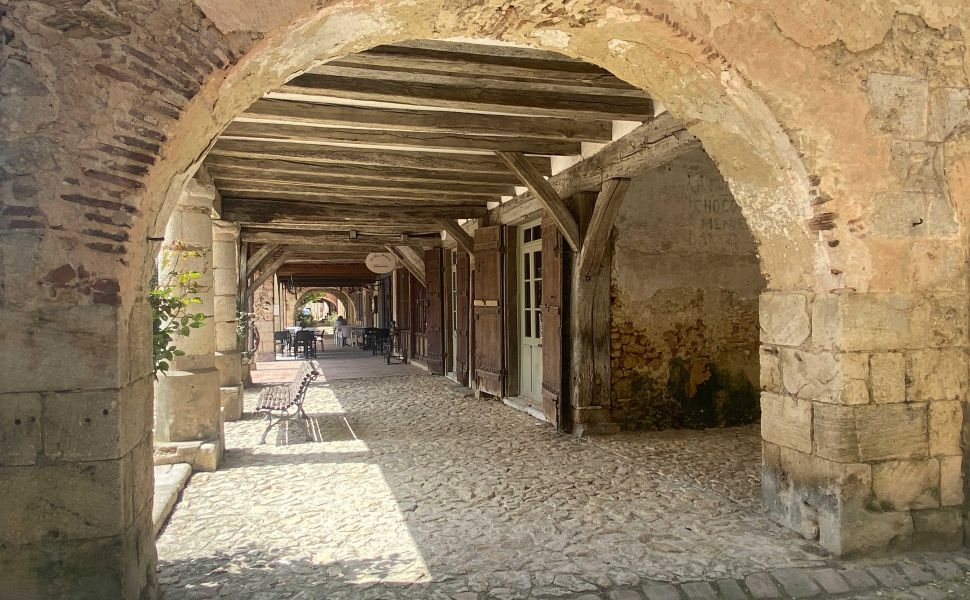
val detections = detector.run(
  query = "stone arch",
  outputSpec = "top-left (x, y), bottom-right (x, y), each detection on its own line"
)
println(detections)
top-left (4, 3), bottom-right (970, 595)
top-left (295, 287), bottom-right (357, 324)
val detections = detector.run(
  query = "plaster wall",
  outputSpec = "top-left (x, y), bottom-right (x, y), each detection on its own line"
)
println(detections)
top-left (611, 149), bottom-right (764, 429)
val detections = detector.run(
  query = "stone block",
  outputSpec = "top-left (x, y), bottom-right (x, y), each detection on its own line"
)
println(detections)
top-left (760, 347), bottom-right (783, 394)
top-left (213, 294), bottom-right (237, 323)
top-left (212, 266), bottom-right (237, 296)
top-left (779, 349), bottom-right (836, 401)
top-left (44, 388), bottom-right (133, 462)
top-left (869, 352), bottom-right (904, 403)
top-left (929, 400), bottom-right (962, 456)
top-left (0, 459), bottom-right (126, 545)
top-left (194, 442), bottom-right (219, 472)
top-left (154, 367), bottom-right (221, 444)
top-left (760, 293), bottom-right (811, 347)
top-left (940, 456), bottom-right (964, 506)
top-left (211, 238), bottom-right (237, 266)
top-left (908, 349), bottom-right (968, 401)
top-left (0, 521), bottom-right (153, 600)
top-left (839, 353), bottom-right (870, 405)
top-left (153, 440), bottom-right (202, 466)
top-left (928, 86), bottom-right (970, 142)
top-left (810, 293), bottom-right (839, 350)
top-left (830, 509), bottom-right (913, 556)
top-left (912, 507), bottom-right (963, 550)
top-left (912, 240), bottom-right (967, 292)
top-left (761, 393), bottom-right (812, 453)
top-left (872, 459), bottom-right (940, 510)
top-left (220, 384), bottom-right (244, 421)
top-left (215, 350), bottom-right (243, 386)
top-left (814, 402), bottom-right (927, 462)
top-left (215, 321), bottom-right (238, 353)
top-left (868, 73), bottom-right (928, 140)
top-left (837, 293), bottom-right (915, 351)
top-left (0, 393), bottom-right (41, 466)
top-left (0, 305), bottom-right (124, 393)
top-left (915, 293), bottom-right (968, 347)
top-left (762, 443), bottom-right (873, 552)
top-left (891, 140), bottom-right (943, 193)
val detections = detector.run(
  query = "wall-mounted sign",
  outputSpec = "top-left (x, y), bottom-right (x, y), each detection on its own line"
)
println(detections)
top-left (365, 252), bottom-right (397, 274)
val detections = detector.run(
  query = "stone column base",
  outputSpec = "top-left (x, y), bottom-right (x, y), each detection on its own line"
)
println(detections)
top-left (220, 384), bottom-right (245, 421)
top-left (154, 368), bottom-right (222, 444)
top-left (570, 405), bottom-right (619, 436)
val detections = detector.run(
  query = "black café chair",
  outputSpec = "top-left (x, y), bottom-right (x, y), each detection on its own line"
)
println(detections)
top-left (293, 330), bottom-right (316, 358)
top-left (273, 331), bottom-right (290, 356)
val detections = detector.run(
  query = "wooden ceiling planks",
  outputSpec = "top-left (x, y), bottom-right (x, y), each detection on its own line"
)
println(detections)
top-left (205, 39), bottom-right (656, 271)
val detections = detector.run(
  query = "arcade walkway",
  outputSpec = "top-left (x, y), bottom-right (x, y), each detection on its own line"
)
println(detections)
top-left (156, 369), bottom-right (970, 599)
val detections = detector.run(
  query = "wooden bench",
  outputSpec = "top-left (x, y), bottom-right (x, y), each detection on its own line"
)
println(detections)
top-left (255, 361), bottom-right (319, 443)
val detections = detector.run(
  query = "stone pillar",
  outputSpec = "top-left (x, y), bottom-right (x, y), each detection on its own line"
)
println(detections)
top-left (212, 221), bottom-right (244, 421)
top-left (253, 276), bottom-right (277, 362)
top-left (153, 180), bottom-right (222, 470)
top-left (760, 290), bottom-right (967, 555)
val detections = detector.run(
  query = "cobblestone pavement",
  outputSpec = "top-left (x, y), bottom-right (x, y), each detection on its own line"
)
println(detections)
top-left (157, 372), bottom-right (970, 599)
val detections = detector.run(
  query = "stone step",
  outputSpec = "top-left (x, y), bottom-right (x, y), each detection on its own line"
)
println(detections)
top-left (152, 463), bottom-right (192, 535)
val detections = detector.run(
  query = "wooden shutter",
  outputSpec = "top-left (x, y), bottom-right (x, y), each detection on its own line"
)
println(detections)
top-left (455, 251), bottom-right (471, 386)
top-left (424, 247), bottom-right (446, 375)
top-left (473, 226), bottom-right (505, 397)
top-left (541, 215), bottom-right (566, 429)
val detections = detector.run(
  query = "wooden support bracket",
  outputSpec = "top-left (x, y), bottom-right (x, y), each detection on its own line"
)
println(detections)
top-left (495, 150), bottom-right (581, 251)
top-left (577, 178), bottom-right (631, 279)
top-left (435, 217), bottom-right (475, 256)
top-left (245, 243), bottom-right (281, 279)
top-left (246, 250), bottom-right (291, 299)
top-left (386, 245), bottom-right (426, 282)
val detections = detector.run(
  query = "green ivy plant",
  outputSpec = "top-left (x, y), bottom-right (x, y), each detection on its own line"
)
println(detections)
top-left (151, 246), bottom-right (207, 377)
top-left (236, 309), bottom-right (257, 358)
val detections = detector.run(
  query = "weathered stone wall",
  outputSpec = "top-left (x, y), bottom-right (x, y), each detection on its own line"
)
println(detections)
top-left (610, 149), bottom-right (765, 429)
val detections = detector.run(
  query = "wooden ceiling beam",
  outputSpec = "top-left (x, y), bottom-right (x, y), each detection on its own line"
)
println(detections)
top-left (221, 120), bottom-right (582, 155)
top-left (325, 51), bottom-right (633, 89)
top-left (278, 73), bottom-right (653, 120)
top-left (240, 229), bottom-right (441, 247)
top-left (211, 177), bottom-right (500, 202)
top-left (217, 187), bottom-right (491, 207)
top-left (205, 157), bottom-right (526, 187)
top-left (245, 243), bottom-right (280, 279)
top-left (304, 64), bottom-right (644, 98)
top-left (242, 98), bottom-right (612, 142)
top-left (209, 139), bottom-right (552, 176)
top-left (207, 166), bottom-right (514, 196)
top-left (222, 198), bottom-right (487, 223)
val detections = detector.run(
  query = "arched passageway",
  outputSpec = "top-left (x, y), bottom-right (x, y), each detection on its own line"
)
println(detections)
top-left (2, 3), bottom-right (969, 597)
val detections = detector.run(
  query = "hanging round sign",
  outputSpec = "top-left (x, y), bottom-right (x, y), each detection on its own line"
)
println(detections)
top-left (365, 252), bottom-right (397, 274)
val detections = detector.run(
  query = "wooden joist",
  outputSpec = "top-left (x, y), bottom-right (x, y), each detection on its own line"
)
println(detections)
top-left (216, 183), bottom-right (495, 205)
top-left (243, 98), bottom-right (612, 141)
top-left (221, 197), bottom-right (487, 223)
top-left (238, 221), bottom-right (442, 234)
top-left (496, 151), bottom-right (581, 251)
top-left (305, 65), bottom-right (647, 99)
top-left (221, 120), bottom-right (583, 155)
top-left (205, 157), bottom-right (526, 187)
top-left (326, 40), bottom-right (628, 84)
top-left (209, 139), bottom-right (552, 176)
top-left (435, 218), bottom-right (475, 256)
top-left (241, 228), bottom-right (441, 247)
top-left (207, 165), bottom-right (516, 196)
top-left (577, 178), bottom-right (631, 279)
top-left (278, 73), bottom-right (653, 120)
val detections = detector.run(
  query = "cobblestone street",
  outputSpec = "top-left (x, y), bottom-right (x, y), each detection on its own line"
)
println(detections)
top-left (157, 370), bottom-right (970, 599)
